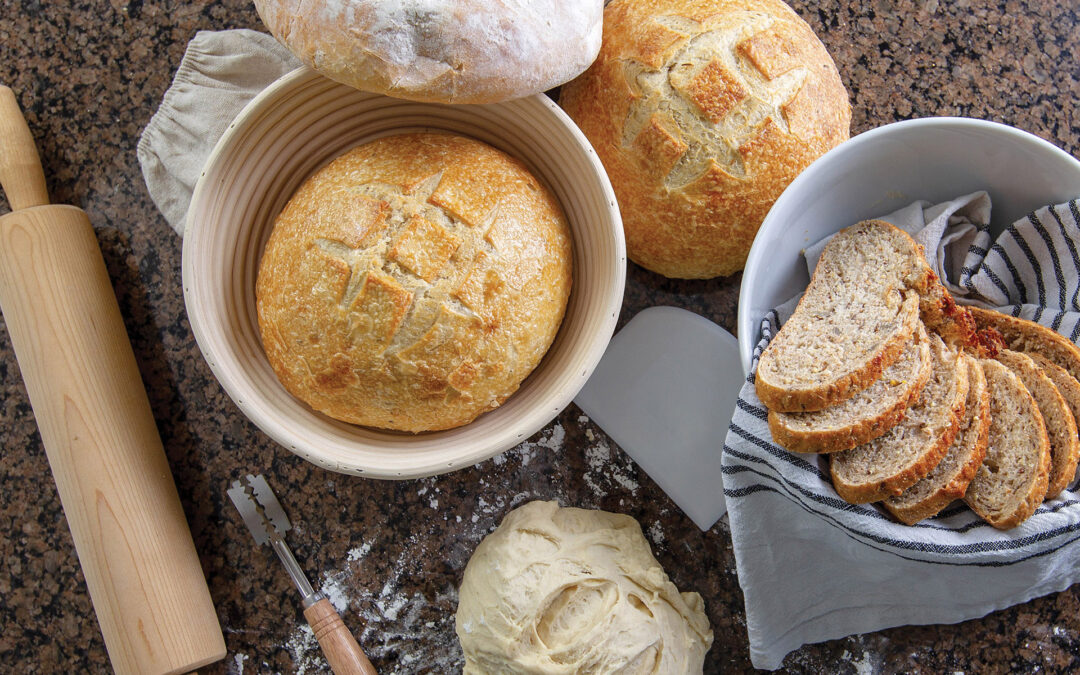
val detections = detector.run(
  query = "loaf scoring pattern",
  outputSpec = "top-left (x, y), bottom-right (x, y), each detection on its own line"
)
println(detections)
top-left (312, 171), bottom-right (504, 366)
top-left (256, 132), bottom-right (572, 431)
top-left (621, 12), bottom-right (808, 189)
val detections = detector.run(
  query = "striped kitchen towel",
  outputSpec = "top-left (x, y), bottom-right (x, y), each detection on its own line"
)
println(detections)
top-left (723, 193), bottom-right (1080, 670)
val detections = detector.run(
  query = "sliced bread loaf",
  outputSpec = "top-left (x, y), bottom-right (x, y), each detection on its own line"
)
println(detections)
top-left (1029, 352), bottom-right (1080, 493)
top-left (883, 356), bottom-right (989, 525)
top-left (769, 323), bottom-right (932, 453)
top-left (830, 335), bottom-right (969, 503)
top-left (756, 221), bottom-right (933, 412)
top-left (996, 350), bottom-right (1079, 500)
top-left (969, 306), bottom-right (1080, 382)
top-left (964, 359), bottom-right (1051, 529)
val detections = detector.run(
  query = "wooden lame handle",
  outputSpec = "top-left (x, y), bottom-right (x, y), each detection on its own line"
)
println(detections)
top-left (304, 597), bottom-right (378, 675)
top-left (0, 85), bottom-right (50, 210)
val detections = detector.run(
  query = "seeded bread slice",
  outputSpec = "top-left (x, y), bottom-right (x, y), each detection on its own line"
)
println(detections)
top-left (769, 323), bottom-right (932, 453)
top-left (964, 359), bottom-right (1051, 529)
top-left (756, 221), bottom-right (933, 413)
top-left (996, 350), bottom-right (1079, 500)
top-left (1029, 352), bottom-right (1080, 492)
top-left (830, 335), bottom-right (969, 504)
top-left (883, 356), bottom-right (990, 525)
top-left (969, 306), bottom-right (1080, 382)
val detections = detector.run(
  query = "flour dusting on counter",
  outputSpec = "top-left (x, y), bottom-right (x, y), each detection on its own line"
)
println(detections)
top-left (284, 530), bottom-right (465, 673)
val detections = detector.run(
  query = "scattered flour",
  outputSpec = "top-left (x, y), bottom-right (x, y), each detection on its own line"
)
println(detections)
top-left (283, 527), bottom-right (465, 673)
top-left (319, 570), bottom-right (350, 613)
top-left (284, 624), bottom-right (321, 675)
top-left (229, 652), bottom-right (248, 675)
top-left (347, 540), bottom-right (373, 562)
top-left (840, 647), bottom-right (877, 675)
top-left (648, 521), bottom-right (666, 547)
top-left (583, 437), bottom-right (640, 497)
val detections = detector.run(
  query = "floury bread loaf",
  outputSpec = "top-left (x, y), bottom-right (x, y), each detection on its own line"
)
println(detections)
top-left (559, 0), bottom-right (850, 278)
top-left (256, 133), bottom-right (572, 432)
top-left (254, 0), bottom-right (603, 103)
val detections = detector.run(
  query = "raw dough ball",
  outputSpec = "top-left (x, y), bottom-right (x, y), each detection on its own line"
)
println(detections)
top-left (455, 501), bottom-right (713, 673)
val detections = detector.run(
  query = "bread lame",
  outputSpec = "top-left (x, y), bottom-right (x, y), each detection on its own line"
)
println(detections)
top-left (228, 474), bottom-right (377, 675)
top-left (0, 86), bottom-right (225, 673)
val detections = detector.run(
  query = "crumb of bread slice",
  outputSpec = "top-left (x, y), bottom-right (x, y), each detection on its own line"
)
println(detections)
top-left (830, 335), bottom-right (969, 504)
top-left (996, 350), bottom-right (1079, 500)
top-left (883, 355), bottom-right (989, 525)
top-left (1028, 352), bottom-right (1080, 494)
top-left (756, 220), bottom-right (933, 413)
top-left (769, 323), bottom-right (932, 453)
top-left (964, 359), bottom-right (1051, 529)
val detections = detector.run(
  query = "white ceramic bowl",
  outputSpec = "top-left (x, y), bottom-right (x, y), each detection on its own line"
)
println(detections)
top-left (738, 117), bottom-right (1080, 373)
top-left (184, 68), bottom-right (625, 478)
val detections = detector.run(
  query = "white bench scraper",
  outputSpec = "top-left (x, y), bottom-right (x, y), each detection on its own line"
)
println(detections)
top-left (574, 306), bottom-right (744, 531)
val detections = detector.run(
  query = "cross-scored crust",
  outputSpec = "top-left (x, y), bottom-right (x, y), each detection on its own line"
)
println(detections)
top-left (256, 133), bottom-right (572, 432)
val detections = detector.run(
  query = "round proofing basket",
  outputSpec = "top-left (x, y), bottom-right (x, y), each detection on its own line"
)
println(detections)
top-left (183, 68), bottom-right (625, 478)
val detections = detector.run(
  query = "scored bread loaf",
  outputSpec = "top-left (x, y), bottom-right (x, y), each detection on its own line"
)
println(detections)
top-left (756, 221), bottom-right (934, 412)
top-left (559, 0), bottom-right (850, 278)
top-left (964, 359), bottom-right (1051, 529)
top-left (883, 356), bottom-right (990, 525)
top-left (255, 0), bottom-right (604, 104)
top-left (969, 306), bottom-right (1080, 382)
top-left (256, 133), bottom-right (573, 432)
top-left (768, 323), bottom-right (932, 453)
top-left (829, 335), bottom-right (969, 504)
top-left (995, 350), bottom-right (1079, 500)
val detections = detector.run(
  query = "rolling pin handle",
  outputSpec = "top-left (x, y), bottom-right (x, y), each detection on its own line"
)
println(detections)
top-left (0, 85), bottom-right (51, 211)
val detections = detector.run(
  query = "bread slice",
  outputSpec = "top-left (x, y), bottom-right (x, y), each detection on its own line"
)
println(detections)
top-left (756, 221), bottom-right (933, 412)
top-left (830, 335), bottom-right (969, 503)
top-left (969, 306), bottom-right (1080, 382)
top-left (964, 359), bottom-right (1051, 529)
top-left (1029, 352), bottom-right (1080, 493)
top-left (996, 350), bottom-right (1079, 500)
top-left (883, 356), bottom-right (990, 524)
top-left (769, 323), bottom-right (932, 453)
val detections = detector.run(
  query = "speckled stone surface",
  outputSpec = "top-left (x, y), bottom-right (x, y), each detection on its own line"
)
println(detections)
top-left (0, 1), bottom-right (1078, 673)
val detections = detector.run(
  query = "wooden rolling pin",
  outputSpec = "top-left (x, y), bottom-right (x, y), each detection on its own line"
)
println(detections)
top-left (0, 86), bottom-right (226, 674)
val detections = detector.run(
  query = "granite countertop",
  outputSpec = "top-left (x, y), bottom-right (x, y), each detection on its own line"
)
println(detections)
top-left (2, 1), bottom-right (1079, 673)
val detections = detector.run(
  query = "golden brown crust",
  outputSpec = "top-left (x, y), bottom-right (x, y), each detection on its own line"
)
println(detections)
top-left (767, 326), bottom-right (933, 453)
top-left (255, 133), bottom-right (572, 432)
top-left (917, 272), bottom-right (977, 347)
top-left (830, 352), bottom-right (969, 504)
top-left (969, 306), bottom-right (1080, 382)
top-left (884, 357), bottom-right (990, 525)
top-left (559, 0), bottom-right (850, 278)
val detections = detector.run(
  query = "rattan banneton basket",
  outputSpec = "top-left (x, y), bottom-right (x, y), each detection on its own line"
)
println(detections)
top-left (183, 68), bottom-right (625, 478)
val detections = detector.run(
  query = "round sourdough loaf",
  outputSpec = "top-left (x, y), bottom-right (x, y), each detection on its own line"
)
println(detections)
top-left (559, 0), bottom-right (851, 278)
top-left (255, 133), bottom-right (573, 432)
top-left (253, 0), bottom-right (603, 104)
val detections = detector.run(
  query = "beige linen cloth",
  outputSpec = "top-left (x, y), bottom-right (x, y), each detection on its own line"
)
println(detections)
top-left (137, 29), bottom-right (300, 235)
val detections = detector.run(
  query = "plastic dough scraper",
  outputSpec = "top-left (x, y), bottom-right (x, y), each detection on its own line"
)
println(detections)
top-left (574, 306), bottom-right (744, 531)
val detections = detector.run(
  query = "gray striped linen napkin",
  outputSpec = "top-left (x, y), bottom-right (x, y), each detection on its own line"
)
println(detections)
top-left (724, 192), bottom-right (1080, 670)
